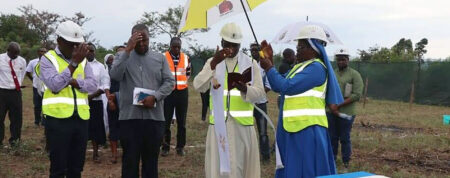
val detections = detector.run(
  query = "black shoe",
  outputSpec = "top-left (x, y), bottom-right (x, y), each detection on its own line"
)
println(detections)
top-left (201, 117), bottom-right (206, 121)
top-left (161, 149), bottom-right (169, 157)
top-left (176, 148), bottom-right (185, 156)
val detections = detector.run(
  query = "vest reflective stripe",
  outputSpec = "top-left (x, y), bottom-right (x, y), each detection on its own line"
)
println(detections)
top-left (40, 50), bottom-right (90, 120)
top-left (211, 110), bottom-right (254, 118)
top-left (209, 64), bottom-right (254, 126)
top-left (42, 97), bottom-right (88, 105)
top-left (282, 59), bottom-right (328, 132)
top-left (284, 89), bottom-right (325, 98)
top-left (165, 51), bottom-right (188, 90)
top-left (283, 109), bottom-right (326, 117)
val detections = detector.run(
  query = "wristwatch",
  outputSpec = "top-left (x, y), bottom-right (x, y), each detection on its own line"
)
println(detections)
top-left (70, 61), bottom-right (79, 68)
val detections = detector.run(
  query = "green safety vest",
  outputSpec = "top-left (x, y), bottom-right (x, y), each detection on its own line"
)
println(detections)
top-left (282, 59), bottom-right (328, 132)
top-left (209, 65), bottom-right (254, 126)
top-left (35, 50), bottom-right (90, 120)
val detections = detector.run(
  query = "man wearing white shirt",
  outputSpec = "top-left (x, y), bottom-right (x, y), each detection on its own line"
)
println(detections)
top-left (86, 43), bottom-right (110, 162)
top-left (0, 42), bottom-right (27, 146)
top-left (26, 47), bottom-right (47, 126)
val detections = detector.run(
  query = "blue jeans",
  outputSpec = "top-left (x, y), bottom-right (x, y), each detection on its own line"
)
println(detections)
top-left (326, 112), bottom-right (355, 164)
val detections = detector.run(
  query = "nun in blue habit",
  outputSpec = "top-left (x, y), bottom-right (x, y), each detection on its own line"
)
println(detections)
top-left (259, 25), bottom-right (344, 178)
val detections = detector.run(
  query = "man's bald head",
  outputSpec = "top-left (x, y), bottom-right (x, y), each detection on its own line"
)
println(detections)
top-left (7, 42), bottom-right (21, 59)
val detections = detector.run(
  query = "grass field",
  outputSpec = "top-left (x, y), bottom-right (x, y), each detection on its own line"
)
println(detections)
top-left (1, 80), bottom-right (449, 178)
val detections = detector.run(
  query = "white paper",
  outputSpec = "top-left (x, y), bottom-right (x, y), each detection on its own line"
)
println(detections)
top-left (344, 83), bottom-right (353, 98)
top-left (133, 87), bottom-right (156, 106)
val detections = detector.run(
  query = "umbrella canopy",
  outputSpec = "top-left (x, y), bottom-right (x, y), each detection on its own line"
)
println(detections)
top-left (271, 21), bottom-right (344, 45)
top-left (178, 0), bottom-right (267, 33)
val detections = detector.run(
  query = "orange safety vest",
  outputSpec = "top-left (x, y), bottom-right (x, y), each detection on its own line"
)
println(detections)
top-left (165, 51), bottom-right (188, 90)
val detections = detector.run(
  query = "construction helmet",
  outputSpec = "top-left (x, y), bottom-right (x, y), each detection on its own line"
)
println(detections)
top-left (220, 23), bottom-right (243, 44)
top-left (56, 20), bottom-right (85, 43)
top-left (335, 47), bottom-right (349, 56)
top-left (294, 25), bottom-right (328, 45)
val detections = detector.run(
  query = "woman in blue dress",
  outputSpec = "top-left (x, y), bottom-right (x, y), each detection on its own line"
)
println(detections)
top-left (259, 25), bottom-right (344, 178)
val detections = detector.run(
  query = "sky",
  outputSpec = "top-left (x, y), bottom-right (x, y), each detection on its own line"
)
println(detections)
top-left (1, 0), bottom-right (449, 59)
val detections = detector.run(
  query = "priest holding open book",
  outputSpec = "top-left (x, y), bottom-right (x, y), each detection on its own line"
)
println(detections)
top-left (193, 22), bottom-right (265, 178)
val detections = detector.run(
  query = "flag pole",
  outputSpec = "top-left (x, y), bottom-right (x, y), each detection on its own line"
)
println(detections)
top-left (239, 0), bottom-right (258, 44)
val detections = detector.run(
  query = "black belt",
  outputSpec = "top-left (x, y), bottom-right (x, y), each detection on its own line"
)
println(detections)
top-left (0, 88), bottom-right (19, 92)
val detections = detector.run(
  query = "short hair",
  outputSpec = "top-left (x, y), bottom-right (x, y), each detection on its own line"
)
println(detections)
top-left (115, 45), bottom-right (126, 52)
top-left (8, 42), bottom-right (21, 51)
top-left (132, 24), bottom-right (149, 34)
top-left (283, 48), bottom-right (295, 56)
top-left (87, 42), bottom-right (96, 50)
top-left (37, 47), bottom-right (47, 52)
top-left (170, 37), bottom-right (181, 45)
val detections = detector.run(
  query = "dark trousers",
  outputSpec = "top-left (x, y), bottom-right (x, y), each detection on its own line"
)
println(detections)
top-left (88, 100), bottom-right (106, 145)
top-left (162, 88), bottom-right (188, 150)
top-left (253, 102), bottom-right (270, 160)
top-left (107, 101), bottom-right (120, 141)
top-left (120, 119), bottom-right (165, 178)
top-left (33, 87), bottom-right (43, 125)
top-left (45, 114), bottom-right (88, 178)
top-left (326, 112), bottom-right (355, 163)
top-left (0, 88), bottom-right (22, 145)
top-left (200, 89), bottom-right (210, 120)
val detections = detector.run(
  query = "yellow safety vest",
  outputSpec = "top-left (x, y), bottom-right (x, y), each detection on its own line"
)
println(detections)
top-left (282, 59), bottom-right (328, 132)
top-left (209, 65), bottom-right (254, 126)
top-left (36, 50), bottom-right (90, 120)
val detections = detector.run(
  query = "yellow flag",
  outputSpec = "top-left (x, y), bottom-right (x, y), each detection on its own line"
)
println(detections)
top-left (179, 0), bottom-right (267, 32)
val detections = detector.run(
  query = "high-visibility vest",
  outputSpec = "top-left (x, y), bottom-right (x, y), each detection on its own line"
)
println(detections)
top-left (282, 59), bottom-right (328, 132)
top-left (209, 56), bottom-right (254, 126)
top-left (35, 50), bottom-right (90, 120)
top-left (165, 51), bottom-right (188, 90)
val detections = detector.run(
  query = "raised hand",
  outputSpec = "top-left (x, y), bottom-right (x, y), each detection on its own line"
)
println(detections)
top-left (72, 43), bottom-right (88, 64)
top-left (259, 40), bottom-right (274, 71)
top-left (210, 46), bottom-right (232, 70)
top-left (125, 32), bottom-right (143, 54)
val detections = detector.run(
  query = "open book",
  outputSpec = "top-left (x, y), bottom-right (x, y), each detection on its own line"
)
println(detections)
top-left (227, 67), bottom-right (251, 91)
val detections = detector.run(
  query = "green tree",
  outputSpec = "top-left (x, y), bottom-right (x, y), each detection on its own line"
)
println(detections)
top-left (414, 38), bottom-right (428, 62)
top-left (0, 14), bottom-right (41, 60)
top-left (138, 6), bottom-right (208, 52)
top-left (18, 5), bottom-right (60, 45)
top-left (391, 38), bottom-right (414, 61)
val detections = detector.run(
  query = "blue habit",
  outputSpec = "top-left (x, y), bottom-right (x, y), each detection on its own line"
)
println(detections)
top-left (267, 60), bottom-right (338, 178)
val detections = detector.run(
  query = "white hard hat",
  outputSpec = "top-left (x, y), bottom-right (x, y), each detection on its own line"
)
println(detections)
top-left (335, 48), bottom-right (349, 56)
top-left (56, 20), bottom-right (85, 43)
top-left (220, 23), bottom-right (243, 44)
top-left (294, 25), bottom-right (328, 44)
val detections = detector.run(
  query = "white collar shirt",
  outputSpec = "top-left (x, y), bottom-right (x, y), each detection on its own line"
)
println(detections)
top-left (0, 53), bottom-right (27, 90)
top-left (88, 58), bottom-right (110, 100)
